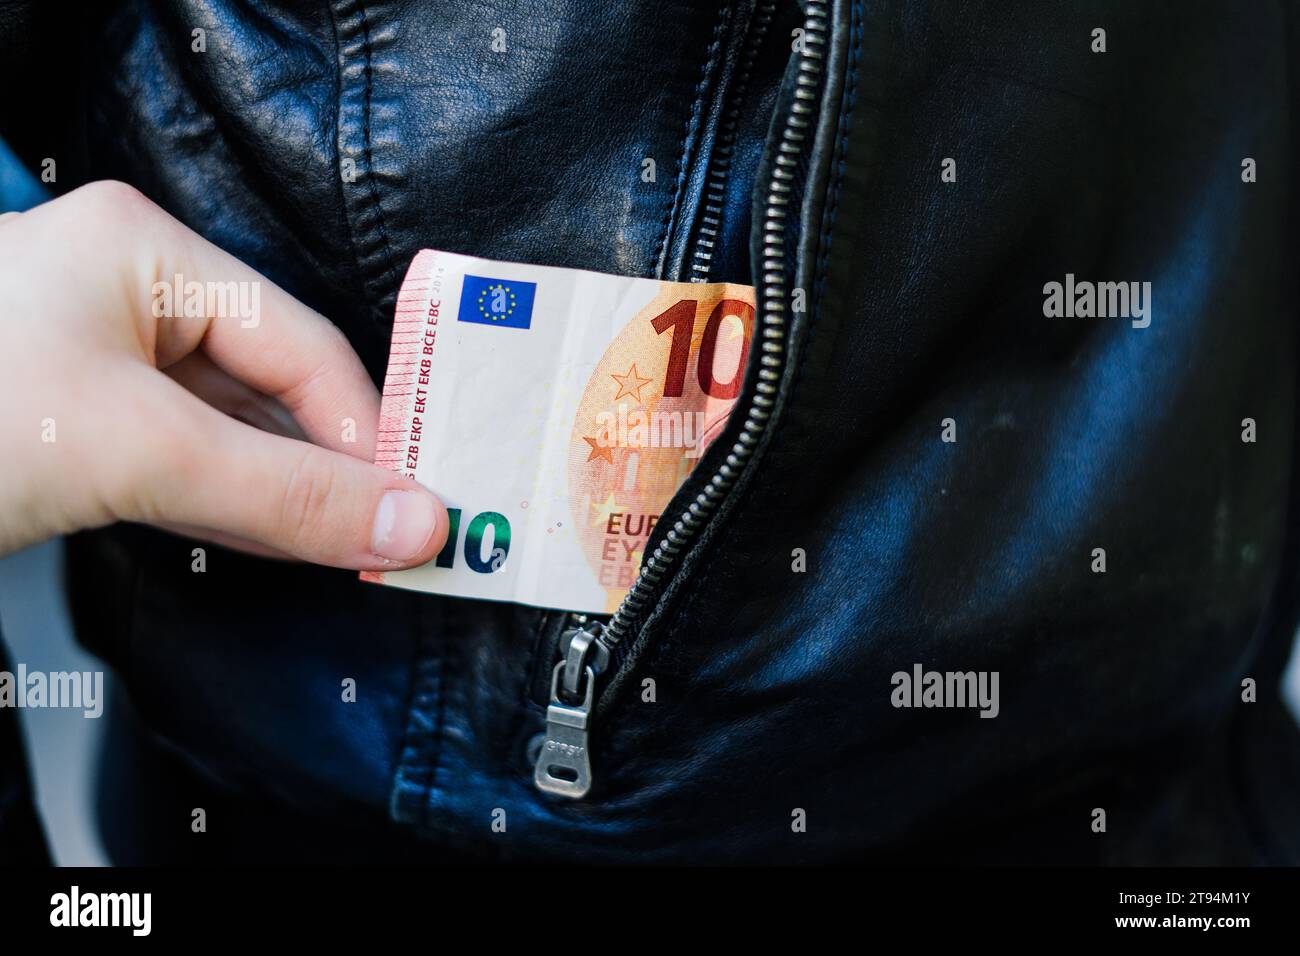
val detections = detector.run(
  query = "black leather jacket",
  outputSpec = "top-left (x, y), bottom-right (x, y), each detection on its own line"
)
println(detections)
top-left (3, 0), bottom-right (1298, 863)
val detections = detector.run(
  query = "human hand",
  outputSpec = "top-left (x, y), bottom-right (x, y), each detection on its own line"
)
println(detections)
top-left (0, 181), bottom-right (448, 568)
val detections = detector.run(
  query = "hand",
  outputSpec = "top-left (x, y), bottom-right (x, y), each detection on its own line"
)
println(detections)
top-left (0, 181), bottom-right (448, 568)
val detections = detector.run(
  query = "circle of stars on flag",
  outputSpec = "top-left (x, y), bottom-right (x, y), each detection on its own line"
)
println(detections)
top-left (478, 282), bottom-right (518, 322)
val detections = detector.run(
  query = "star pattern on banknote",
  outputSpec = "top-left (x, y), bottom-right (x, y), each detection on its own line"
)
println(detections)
top-left (583, 435), bottom-right (614, 464)
top-left (611, 363), bottom-right (653, 403)
top-left (590, 492), bottom-right (621, 528)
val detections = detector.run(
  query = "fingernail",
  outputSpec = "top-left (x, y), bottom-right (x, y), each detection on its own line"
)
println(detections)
top-left (371, 490), bottom-right (438, 562)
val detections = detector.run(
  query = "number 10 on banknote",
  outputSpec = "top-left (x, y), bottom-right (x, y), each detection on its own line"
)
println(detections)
top-left (362, 250), bottom-right (756, 614)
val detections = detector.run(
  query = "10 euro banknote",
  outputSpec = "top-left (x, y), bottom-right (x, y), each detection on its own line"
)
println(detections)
top-left (362, 250), bottom-right (756, 613)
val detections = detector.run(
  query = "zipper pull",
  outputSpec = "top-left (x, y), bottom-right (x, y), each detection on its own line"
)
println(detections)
top-left (534, 622), bottom-right (609, 798)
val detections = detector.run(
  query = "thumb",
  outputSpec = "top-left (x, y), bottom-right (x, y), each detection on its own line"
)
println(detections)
top-left (123, 382), bottom-right (448, 570)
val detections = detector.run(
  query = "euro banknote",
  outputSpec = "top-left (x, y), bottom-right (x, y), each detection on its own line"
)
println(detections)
top-left (362, 250), bottom-right (756, 613)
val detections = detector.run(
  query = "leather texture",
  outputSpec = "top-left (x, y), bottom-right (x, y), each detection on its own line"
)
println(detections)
top-left (2, 0), bottom-right (1298, 863)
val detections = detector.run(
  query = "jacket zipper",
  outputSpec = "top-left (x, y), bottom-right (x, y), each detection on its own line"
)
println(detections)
top-left (535, 0), bottom-right (830, 799)
top-left (686, 0), bottom-right (778, 284)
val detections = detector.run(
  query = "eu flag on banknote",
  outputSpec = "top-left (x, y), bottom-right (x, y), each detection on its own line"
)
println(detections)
top-left (457, 274), bottom-right (537, 330)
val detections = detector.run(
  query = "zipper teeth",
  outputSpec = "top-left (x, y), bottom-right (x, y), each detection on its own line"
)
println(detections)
top-left (686, 0), bottom-right (778, 284)
top-left (602, 0), bottom-right (828, 650)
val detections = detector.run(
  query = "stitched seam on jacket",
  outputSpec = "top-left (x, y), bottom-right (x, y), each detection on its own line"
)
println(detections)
top-left (652, 3), bottom-right (731, 279)
top-left (420, 609), bottom-right (448, 829)
top-left (813, 1), bottom-right (862, 308)
top-left (357, 4), bottom-right (401, 312)
top-left (326, 3), bottom-right (367, 306)
top-left (388, 598), bottom-right (445, 828)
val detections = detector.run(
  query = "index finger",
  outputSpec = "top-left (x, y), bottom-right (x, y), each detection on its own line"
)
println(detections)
top-left (102, 183), bottom-right (380, 459)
